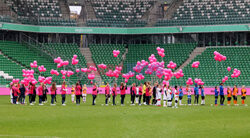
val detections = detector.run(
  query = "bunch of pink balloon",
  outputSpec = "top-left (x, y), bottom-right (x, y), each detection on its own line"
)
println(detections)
top-left (148, 54), bottom-right (157, 63)
top-left (162, 80), bottom-right (169, 86)
top-left (67, 71), bottom-right (74, 77)
top-left (38, 76), bottom-right (45, 83)
top-left (61, 70), bottom-right (67, 75)
top-left (167, 61), bottom-right (176, 69)
top-left (122, 71), bottom-right (135, 83)
top-left (113, 50), bottom-right (120, 57)
top-left (22, 69), bottom-right (35, 78)
top-left (89, 66), bottom-right (97, 71)
top-left (50, 69), bottom-right (59, 76)
top-left (222, 76), bottom-right (228, 83)
top-left (38, 65), bottom-right (46, 72)
top-left (227, 67), bottom-right (231, 72)
top-left (136, 74), bottom-right (145, 80)
top-left (30, 61), bottom-right (38, 68)
top-left (174, 69), bottom-right (184, 79)
top-left (81, 68), bottom-right (88, 73)
top-left (214, 51), bottom-right (226, 61)
top-left (186, 78), bottom-right (193, 85)
top-left (194, 78), bottom-right (204, 85)
top-left (72, 55), bottom-right (79, 65)
top-left (12, 79), bottom-right (20, 83)
top-left (191, 61), bottom-right (200, 68)
top-left (163, 68), bottom-right (173, 81)
top-left (133, 61), bottom-right (146, 73)
top-left (88, 74), bottom-right (95, 80)
top-left (231, 69), bottom-right (241, 78)
top-left (54, 57), bottom-right (62, 63)
top-left (156, 47), bottom-right (165, 58)
top-left (98, 64), bottom-right (107, 70)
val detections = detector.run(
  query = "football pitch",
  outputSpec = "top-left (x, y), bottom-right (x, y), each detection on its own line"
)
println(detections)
top-left (0, 95), bottom-right (250, 138)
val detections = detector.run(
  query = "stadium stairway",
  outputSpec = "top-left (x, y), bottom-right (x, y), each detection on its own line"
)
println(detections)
top-left (146, 0), bottom-right (162, 26)
top-left (176, 47), bottom-right (206, 72)
top-left (58, 0), bottom-right (70, 19)
top-left (164, 0), bottom-right (184, 19)
top-left (80, 48), bottom-right (102, 83)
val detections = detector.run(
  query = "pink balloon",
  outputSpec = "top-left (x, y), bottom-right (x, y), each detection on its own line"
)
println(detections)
top-left (125, 79), bottom-right (128, 83)
top-left (73, 55), bottom-right (77, 59)
top-left (227, 67), bottom-right (231, 72)
top-left (62, 75), bottom-right (66, 79)
top-left (76, 69), bottom-right (80, 73)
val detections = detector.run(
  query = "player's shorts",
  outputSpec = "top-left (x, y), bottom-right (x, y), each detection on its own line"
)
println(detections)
top-left (241, 96), bottom-right (246, 100)
top-left (179, 96), bottom-right (183, 100)
top-left (227, 97), bottom-right (231, 101)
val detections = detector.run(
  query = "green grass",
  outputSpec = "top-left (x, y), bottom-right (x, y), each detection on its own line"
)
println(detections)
top-left (0, 95), bottom-right (250, 138)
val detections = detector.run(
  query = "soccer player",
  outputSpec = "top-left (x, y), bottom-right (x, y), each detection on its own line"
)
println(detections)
top-left (167, 86), bottom-right (172, 107)
top-left (43, 84), bottom-right (48, 103)
top-left (92, 83), bottom-right (98, 105)
top-left (211, 86), bottom-right (219, 106)
top-left (156, 84), bottom-right (162, 106)
top-left (75, 82), bottom-right (81, 105)
top-left (179, 86), bottom-right (183, 105)
top-left (120, 82), bottom-right (127, 106)
top-left (112, 83), bottom-right (117, 105)
top-left (200, 86), bottom-right (205, 105)
top-left (138, 84), bottom-right (143, 105)
top-left (61, 81), bottom-right (67, 106)
top-left (219, 83), bottom-right (225, 105)
top-left (232, 85), bottom-right (238, 106)
top-left (38, 83), bottom-right (44, 105)
top-left (142, 82), bottom-right (147, 105)
top-left (50, 82), bottom-right (57, 106)
top-left (105, 83), bottom-right (110, 106)
top-left (71, 85), bottom-right (75, 103)
top-left (12, 83), bottom-right (19, 104)
top-left (186, 85), bottom-right (192, 106)
top-left (241, 85), bottom-right (247, 106)
top-left (19, 84), bottom-right (26, 104)
top-left (152, 82), bottom-right (158, 105)
top-left (82, 84), bottom-right (87, 103)
top-left (163, 84), bottom-right (167, 107)
top-left (131, 83), bottom-right (136, 105)
top-left (227, 87), bottom-right (232, 105)
top-left (174, 86), bottom-right (179, 108)
top-left (28, 82), bottom-right (35, 105)
top-left (194, 84), bottom-right (199, 105)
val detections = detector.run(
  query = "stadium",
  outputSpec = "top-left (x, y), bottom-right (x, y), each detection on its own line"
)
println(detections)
top-left (0, 0), bottom-right (250, 137)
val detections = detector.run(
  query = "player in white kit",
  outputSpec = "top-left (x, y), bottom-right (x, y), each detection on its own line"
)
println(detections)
top-left (163, 84), bottom-right (167, 107)
top-left (174, 86), bottom-right (179, 108)
top-left (167, 86), bottom-right (172, 107)
top-left (156, 84), bottom-right (162, 106)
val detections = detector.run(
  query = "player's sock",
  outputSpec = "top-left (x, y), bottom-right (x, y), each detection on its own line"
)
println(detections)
top-left (179, 100), bottom-right (182, 105)
top-left (164, 101), bottom-right (166, 106)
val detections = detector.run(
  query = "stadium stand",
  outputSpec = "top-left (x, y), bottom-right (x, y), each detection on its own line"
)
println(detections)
top-left (87, 0), bottom-right (155, 27)
top-left (118, 43), bottom-right (197, 85)
top-left (181, 46), bottom-right (250, 86)
top-left (0, 15), bottom-right (15, 23)
top-left (5, 0), bottom-right (76, 26)
top-left (156, 0), bottom-right (250, 26)
top-left (89, 44), bottom-right (126, 82)
top-left (0, 54), bottom-right (26, 85)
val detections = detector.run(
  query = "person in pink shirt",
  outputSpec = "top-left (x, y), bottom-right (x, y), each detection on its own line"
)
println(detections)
top-left (92, 83), bottom-right (98, 105)
top-left (105, 83), bottom-right (110, 105)
top-left (61, 81), bottom-right (67, 106)
top-left (112, 83), bottom-right (117, 105)
top-left (50, 82), bottom-right (57, 105)
top-left (131, 83), bottom-right (137, 105)
top-left (120, 82), bottom-right (127, 106)
top-left (28, 82), bottom-right (35, 105)
top-left (12, 83), bottom-right (19, 104)
top-left (38, 83), bottom-right (44, 105)
top-left (75, 82), bottom-right (81, 105)
top-left (138, 83), bottom-right (143, 105)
